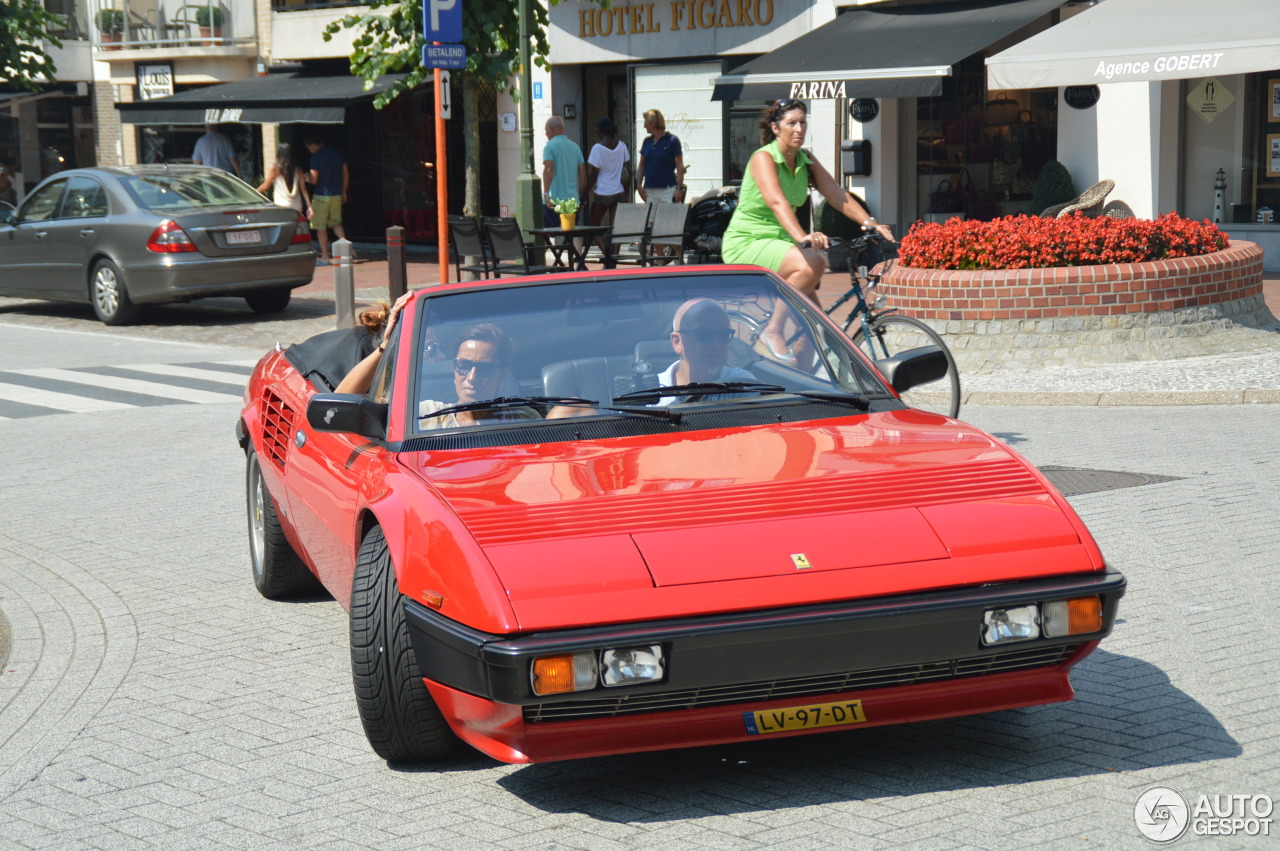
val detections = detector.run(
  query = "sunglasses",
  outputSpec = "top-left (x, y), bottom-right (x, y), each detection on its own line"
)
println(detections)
top-left (773, 98), bottom-right (805, 117)
top-left (678, 327), bottom-right (734, 344)
top-left (453, 358), bottom-right (501, 378)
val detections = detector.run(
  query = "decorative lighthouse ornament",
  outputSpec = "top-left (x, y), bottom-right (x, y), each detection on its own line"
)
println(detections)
top-left (1213, 168), bottom-right (1226, 223)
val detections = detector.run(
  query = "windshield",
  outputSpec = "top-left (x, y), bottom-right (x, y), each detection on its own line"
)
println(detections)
top-left (120, 171), bottom-right (264, 211)
top-left (407, 271), bottom-right (890, 437)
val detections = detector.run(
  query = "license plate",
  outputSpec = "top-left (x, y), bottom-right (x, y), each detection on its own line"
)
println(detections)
top-left (226, 230), bottom-right (261, 245)
top-left (744, 699), bottom-right (866, 735)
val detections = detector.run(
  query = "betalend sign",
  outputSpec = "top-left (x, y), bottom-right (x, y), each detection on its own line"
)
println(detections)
top-left (1094, 51), bottom-right (1225, 81)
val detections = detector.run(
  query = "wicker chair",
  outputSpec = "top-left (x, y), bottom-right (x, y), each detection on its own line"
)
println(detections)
top-left (1040, 179), bottom-right (1115, 218)
top-left (1100, 199), bottom-right (1135, 219)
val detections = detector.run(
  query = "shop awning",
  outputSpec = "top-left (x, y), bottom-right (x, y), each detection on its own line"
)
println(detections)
top-left (117, 72), bottom-right (408, 125)
top-left (711, 0), bottom-right (1066, 102)
top-left (986, 0), bottom-right (1280, 90)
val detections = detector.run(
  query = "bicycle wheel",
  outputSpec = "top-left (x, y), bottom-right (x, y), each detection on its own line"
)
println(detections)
top-left (853, 314), bottom-right (961, 418)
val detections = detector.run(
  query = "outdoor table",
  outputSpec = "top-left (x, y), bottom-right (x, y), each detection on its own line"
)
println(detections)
top-left (528, 225), bottom-right (613, 271)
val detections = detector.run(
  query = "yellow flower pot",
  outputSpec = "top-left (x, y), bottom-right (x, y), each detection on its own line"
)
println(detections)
top-left (559, 212), bottom-right (576, 231)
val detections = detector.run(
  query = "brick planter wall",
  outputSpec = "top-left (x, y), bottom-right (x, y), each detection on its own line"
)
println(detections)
top-left (879, 240), bottom-right (1279, 370)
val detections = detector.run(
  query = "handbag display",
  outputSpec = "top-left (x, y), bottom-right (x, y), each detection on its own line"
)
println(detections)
top-left (917, 127), bottom-right (945, 162)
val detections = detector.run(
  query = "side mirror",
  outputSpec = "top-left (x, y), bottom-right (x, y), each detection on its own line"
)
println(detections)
top-left (875, 346), bottom-right (949, 395)
top-left (306, 393), bottom-right (387, 441)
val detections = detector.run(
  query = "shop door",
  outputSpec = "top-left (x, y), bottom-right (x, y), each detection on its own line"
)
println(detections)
top-left (633, 63), bottom-right (725, 198)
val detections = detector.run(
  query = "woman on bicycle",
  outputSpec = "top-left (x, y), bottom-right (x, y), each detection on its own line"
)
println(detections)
top-left (721, 98), bottom-right (894, 360)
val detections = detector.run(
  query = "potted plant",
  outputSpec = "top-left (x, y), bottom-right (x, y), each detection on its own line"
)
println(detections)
top-left (96, 8), bottom-right (124, 48)
top-left (195, 4), bottom-right (224, 43)
top-left (552, 197), bottom-right (579, 231)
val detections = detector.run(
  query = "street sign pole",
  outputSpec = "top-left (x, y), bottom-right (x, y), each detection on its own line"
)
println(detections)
top-left (435, 65), bottom-right (448, 284)
top-left (422, 0), bottom-right (464, 284)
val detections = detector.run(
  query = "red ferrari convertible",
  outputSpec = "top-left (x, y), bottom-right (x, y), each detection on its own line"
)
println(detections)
top-left (237, 266), bottom-right (1124, 764)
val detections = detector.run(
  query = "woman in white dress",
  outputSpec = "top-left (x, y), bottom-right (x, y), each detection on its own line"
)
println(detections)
top-left (257, 143), bottom-right (309, 214)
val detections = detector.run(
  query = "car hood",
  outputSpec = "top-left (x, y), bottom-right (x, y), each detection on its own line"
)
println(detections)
top-left (403, 409), bottom-right (1098, 626)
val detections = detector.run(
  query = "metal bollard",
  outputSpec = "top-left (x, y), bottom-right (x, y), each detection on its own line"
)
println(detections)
top-left (387, 225), bottom-right (407, 302)
top-left (333, 238), bottom-right (355, 329)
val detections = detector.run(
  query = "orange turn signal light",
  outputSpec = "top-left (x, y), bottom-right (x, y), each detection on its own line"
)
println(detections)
top-left (1067, 595), bottom-right (1103, 634)
top-left (530, 652), bottom-right (597, 696)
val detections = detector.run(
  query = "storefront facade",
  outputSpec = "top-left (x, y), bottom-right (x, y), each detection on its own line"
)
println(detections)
top-left (987, 0), bottom-right (1280, 269)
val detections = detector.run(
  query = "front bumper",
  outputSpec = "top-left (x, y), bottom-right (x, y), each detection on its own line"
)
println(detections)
top-left (406, 571), bottom-right (1125, 762)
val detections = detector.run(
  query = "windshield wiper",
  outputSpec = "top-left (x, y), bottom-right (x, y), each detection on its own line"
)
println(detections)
top-left (612, 381), bottom-right (786, 405)
top-left (423, 395), bottom-right (595, 420)
top-left (785, 390), bottom-right (872, 410)
top-left (424, 395), bottom-right (681, 424)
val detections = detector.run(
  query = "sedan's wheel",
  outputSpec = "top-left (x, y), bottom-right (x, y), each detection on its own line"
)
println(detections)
top-left (245, 287), bottom-right (292, 314)
top-left (246, 449), bottom-right (321, 599)
top-left (350, 526), bottom-right (459, 762)
top-left (90, 259), bottom-right (140, 325)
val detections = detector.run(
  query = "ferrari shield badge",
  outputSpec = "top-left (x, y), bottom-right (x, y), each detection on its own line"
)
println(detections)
top-left (790, 553), bottom-right (812, 570)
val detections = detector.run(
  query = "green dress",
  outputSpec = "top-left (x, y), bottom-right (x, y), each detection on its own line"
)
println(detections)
top-left (721, 140), bottom-right (813, 272)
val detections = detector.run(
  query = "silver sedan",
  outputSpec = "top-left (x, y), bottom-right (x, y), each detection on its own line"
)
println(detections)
top-left (0, 165), bottom-right (316, 324)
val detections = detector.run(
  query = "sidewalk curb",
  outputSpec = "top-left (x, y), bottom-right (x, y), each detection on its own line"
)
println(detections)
top-left (965, 389), bottom-right (1280, 407)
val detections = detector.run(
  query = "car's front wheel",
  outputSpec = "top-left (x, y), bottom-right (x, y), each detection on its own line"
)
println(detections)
top-left (245, 286), bottom-right (292, 314)
top-left (90, 259), bottom-right (140, 325)
top-left (350, 526), bottom-right (459, 762)
top-left (246, 448), bottom-right (321, 599)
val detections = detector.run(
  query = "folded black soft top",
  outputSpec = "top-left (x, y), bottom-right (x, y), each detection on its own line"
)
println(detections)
top-left (283, 326), bottom-right (375, 392)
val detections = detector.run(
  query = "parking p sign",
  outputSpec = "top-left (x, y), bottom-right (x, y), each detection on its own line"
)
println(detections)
top-left (423, 0), bottom-right (462, 43)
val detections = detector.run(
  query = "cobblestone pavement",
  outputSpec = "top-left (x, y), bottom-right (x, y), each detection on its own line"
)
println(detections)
top-left (1, 385), bottom-right (1277, 848)
top-left (2, 261), bottom-right (1278, 850)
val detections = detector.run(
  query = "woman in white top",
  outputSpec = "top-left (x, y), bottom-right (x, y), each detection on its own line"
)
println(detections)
top-left (257, 143), bottom-right (309, 214)
top-left (584, 116), bottom-right (630, 231)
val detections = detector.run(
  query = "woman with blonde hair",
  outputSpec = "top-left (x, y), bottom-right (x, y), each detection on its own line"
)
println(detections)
top-left (635, 109), bottom-right (685, 204)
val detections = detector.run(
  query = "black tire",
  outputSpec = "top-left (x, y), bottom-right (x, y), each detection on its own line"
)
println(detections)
top-left (90, 258), bottom-right (140, 325)
top-left (854, 314), bottom-right (961, 418)
top-left (246, 449), bottom-right (321, 599)
top-left (245, 287), bottom-right (292, 314)
top-left (350, 526), bottom-right (459, 762)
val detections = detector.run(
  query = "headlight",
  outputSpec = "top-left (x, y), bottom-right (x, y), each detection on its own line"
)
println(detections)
top-left (1042, 596), bottom-right (1103, 637)
top-left (601, 645), bottom-right (664, 687)
top-left (981, 604), bottom-right (1040, 646)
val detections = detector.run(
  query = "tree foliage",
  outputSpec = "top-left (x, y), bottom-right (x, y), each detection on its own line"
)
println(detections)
top-left (324, 0), bottom-right (573, 107)
top-left (0, 0), bottom-right (65, 92)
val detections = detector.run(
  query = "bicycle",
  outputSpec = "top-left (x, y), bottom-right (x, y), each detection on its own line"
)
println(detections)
top-left (725, 229), bottom-right (961, 418)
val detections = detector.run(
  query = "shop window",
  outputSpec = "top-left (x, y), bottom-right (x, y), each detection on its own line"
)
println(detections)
top-left (1239, 71), bottom-right (1280, 224)
top-left (913, 55), bottom-right (1056, 222)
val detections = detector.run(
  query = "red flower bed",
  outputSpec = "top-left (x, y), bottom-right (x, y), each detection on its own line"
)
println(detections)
top-left (898, 213), bottom-right (1228, 271)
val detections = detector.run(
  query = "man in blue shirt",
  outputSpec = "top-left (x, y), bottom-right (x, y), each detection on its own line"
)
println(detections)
top-left (305, 135), bottom-right (350, 265)
top-left (541, 116), bottom-right (585, 228)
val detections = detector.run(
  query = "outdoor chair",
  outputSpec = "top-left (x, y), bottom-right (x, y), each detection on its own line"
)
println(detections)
top-left (446, 215), bottom-right (493, 280)
top-left (1040, 179), bottom-right (1115, 218)
top-left (604, 203), bottom-right (653, 268)
top-left (1100, 199), bottom-right (1136, 219)
top-left (642, 202), bottom-right (689, 266)
top-left (479, 216), bottom-right (557, 277)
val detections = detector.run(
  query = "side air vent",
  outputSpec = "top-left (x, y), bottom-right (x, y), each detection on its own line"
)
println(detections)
top-left (261, 390), bottom-right (296, 468)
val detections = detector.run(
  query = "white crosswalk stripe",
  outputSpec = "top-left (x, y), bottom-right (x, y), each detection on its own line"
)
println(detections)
top-left (114, 363), bottom-right (250, 386)
top-left (15, 367), bottom-right (241, 404)
top-left (0, 360), bottom-right (254, 419)
top-left (0, 382), bottom-right (135, 414)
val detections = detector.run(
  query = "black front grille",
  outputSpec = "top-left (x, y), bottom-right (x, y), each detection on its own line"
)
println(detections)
top-left (524, 643), bottom-right (1081, 723)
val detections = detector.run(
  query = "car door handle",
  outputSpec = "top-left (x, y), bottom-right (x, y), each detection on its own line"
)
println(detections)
top-left (80, 229), bottom-right (95, 236)
top-left (34, 231), bottom-right (48, 239)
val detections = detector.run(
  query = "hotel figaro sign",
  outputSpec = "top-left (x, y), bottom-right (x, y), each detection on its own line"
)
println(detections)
top-left (577, 0), bottom-right (773, 36)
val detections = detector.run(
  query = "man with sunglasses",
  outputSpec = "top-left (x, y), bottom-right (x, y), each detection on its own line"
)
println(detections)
top-left (656, 298), bottom-right (757, 406)
top-left (418, 323), bottom-right (542, 429)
